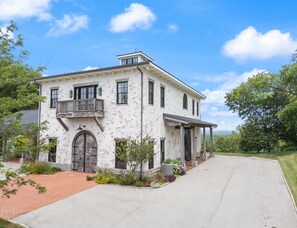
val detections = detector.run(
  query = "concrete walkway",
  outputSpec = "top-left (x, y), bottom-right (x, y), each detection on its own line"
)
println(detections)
top-left (13, 156), bottom-right (297, 228)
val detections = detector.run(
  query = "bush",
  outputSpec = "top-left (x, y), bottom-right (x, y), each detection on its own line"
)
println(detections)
top-left (20, 162), bottom-right (61, 174)
top-left (94, 173), bottom-right (110, 184)
top-left (179, 169), bottom-right (186, 176)
top-left (119, 173), bottom-right (137, 185)
top-left (172, 160), bottom-right (182, 176)
top-left (96, 168), bottom-right (121, 184)
top-left (163, 158), bottom-right (173, 164)
top-left (86, 175), bottom-right (95, 181)
top-left (164, 175), bottom-right (176, 183)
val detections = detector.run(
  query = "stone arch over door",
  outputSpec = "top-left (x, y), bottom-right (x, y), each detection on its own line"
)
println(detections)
top-left (72, 131), bottom-right (97, 173)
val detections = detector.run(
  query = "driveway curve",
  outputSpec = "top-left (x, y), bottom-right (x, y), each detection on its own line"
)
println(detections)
top-left (13, 155), bottom-right (297, 228)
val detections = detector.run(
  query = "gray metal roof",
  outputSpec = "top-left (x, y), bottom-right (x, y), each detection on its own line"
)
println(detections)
top-left (33, 57), bottom-right (206, 99)
top-left (15, 110), bottom-right (38, 126)
top-left (163, 113), bottom-right (217, 128)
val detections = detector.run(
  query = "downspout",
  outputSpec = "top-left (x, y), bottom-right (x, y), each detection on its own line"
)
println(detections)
top-left (137, 65), bottom-right (144, 179)
top-left (136, 66), bottom-right (143, 141)
top-left (36, 82), bottom-right (42, 162)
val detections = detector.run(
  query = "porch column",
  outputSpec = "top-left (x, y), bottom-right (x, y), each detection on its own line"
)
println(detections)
top-left (180, 125), bottom-right (185, 164)
top-left (192, 127), bottom-right (198, 167)
top-left (210, 127), bottom-right (214, 158)
top-left (203, 127), bottom-right (207, 160)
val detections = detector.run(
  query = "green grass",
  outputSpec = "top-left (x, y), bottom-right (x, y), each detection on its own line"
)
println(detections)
top-left (0, 218), bottom-right (24, 228)
top-left (217, 151), bottom-right (297, 206)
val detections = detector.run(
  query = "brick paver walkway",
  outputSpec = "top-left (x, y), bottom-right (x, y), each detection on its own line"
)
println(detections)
top-left (0, 171), bottom-right (97, 219)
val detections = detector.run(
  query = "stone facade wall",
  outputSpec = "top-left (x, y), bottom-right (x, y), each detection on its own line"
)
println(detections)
top-left (39, 66), bottom-right (203, 172)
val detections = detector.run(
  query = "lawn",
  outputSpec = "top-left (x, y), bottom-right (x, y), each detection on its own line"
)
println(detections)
top-left (0, 218), bottom-right (23, 228)
top-left (217, 151), bottom-right (297, 206)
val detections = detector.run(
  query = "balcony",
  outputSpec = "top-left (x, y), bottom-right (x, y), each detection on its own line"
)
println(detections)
top-left (56, 99), bottom-right (104, 118)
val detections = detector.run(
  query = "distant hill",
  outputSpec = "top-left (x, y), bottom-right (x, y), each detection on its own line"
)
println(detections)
top-left (214, 130), bottom-right (233, 135)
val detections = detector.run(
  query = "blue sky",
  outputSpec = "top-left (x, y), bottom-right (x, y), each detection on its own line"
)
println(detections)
top-left (1, 0), bottom-right (297, 131)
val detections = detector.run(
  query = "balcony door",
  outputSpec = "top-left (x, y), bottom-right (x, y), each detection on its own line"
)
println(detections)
top-left (72, 131), bottom-right (97, 173)
top-left (74, 85), bottom-right (97, 111)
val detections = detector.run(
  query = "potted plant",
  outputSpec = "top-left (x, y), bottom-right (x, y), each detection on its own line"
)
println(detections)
top-left (161, 158), bottom-right (174, 176)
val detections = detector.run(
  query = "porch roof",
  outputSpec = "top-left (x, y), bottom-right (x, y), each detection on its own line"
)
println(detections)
top-left (163, 113), bottom-right (217, 128)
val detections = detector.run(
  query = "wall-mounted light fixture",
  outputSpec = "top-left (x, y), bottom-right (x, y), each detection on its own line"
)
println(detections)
top-left (69, 90), bottom-right (73, 98)
top-left (98, 87), bottom-right (102, 96)
top-left (77, 124), bottom-right (86, 131)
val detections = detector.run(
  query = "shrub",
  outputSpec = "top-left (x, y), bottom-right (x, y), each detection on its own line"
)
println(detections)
top-left (86, 175), bottom-right (95, 181)
top-left (93, 173), bottom-right (110, 184)
top-left (119, 173), bottom-right (137, 185)
top-left (96, 168), bottom-right (121, 184)
top-left (163, 158), bottom-right (173, 164)
top-left (20, 162), bottom-right (61, 175)
top-left (172, 160), bottom-right (183, 176)
top-left (154, 173), bottom-right (166, 184)
top-left (164, 175), bottom-right (176, 183)
top-left (179, 169), bottom-right (186, 176)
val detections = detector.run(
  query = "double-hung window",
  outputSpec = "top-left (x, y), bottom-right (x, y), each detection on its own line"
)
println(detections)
top-left (48, 138), bottom-right (57, 163)
top-left (160, 139), bottom-right (165, 164)
top-left (183, 94), bottom-right (188, 109)
top-left (160, 86), bottom-right (165, 107)
top-left (50, 89), bottom-right (58, 108)
top-left (192, 99), bottom-right (195, 115)
top-left (197, 102), bottom-right (199, 116)
top-left (117, 81), bottom-right (128, 104)
top-left (148, 81), bottom-right (154, 105)
top-left (115, 141), bottom-right (127, 169)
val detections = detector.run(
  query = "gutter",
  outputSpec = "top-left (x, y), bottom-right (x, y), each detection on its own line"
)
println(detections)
top-left (137, 66), bottom-right (144, 141)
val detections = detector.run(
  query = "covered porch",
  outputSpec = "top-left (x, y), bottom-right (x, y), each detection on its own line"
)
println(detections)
top-left (163, 113), bottom-right (217, 168)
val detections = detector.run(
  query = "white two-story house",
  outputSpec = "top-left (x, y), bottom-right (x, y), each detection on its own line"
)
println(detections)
top-left (35, 52), bottom-right (217, 173)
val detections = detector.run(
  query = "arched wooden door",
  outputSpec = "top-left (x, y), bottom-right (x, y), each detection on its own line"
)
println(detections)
top-left (72, 131), bottom-right (97, 173)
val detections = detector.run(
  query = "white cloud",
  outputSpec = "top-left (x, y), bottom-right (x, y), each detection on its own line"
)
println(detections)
top-left (47, 14), bottom-right (89, 37)
top-left (223, 26), bottom-right (297, 60)
top-left (109, 3), bottom-right (156, 32)
top-left (82, 66), bottom-right (99, 71)
top-left (0, 0), bottom-right (53, 21)
top-left (200, 104), bottom-right (242, 131)
top-left (168, 24), bottom-right (178, 33)
top-left (201, 68), bottom-right (266, 105)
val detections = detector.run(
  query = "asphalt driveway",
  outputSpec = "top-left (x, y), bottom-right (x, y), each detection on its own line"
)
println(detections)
top-left (13, 156), bottom-right (297, 228)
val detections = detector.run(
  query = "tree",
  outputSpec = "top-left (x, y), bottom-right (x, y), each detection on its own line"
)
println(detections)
top-left (0, 169), bottom-right (46, 198)
top-left (116, 136), bottom-right (155, 179)
top-left (277, 56), bottom-right (297, 144)
top-left (0, 21), bottom-right (43, 119)
top-left (225, 72), bottom-right (289, 152)
top-left (215, 132), bottom-right (240, 153)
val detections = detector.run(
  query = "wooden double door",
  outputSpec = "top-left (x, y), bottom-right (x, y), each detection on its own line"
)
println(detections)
top-left (72, 132), bottom-right (97, 173)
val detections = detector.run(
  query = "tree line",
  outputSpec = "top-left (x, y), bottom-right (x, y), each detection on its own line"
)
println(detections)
top-left (215, 54), bottom-right (297, 153)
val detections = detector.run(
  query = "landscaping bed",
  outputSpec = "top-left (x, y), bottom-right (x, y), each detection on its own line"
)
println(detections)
top-left (88, 159), bottom-right (187, 188)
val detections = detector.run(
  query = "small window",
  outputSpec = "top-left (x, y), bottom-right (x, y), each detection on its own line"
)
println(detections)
top-left (183, 94), bottom-right (188, 109)
top-left (160, 139), bottom-right (165, 164)
top-left (160, 86), bottom-right (165, 107)
top-left (192, 99), bottom-right (195, 115)
top-left (148, 141), bottom-right (154, 169)
top-left (197, 102), bottom-right (199, 116)
top-left (121, 57), bottom-right (138, 65)
top-left (148, 81), bottom-right (154, 105)
top-left (50, 89), bottom-right (58, 108)
top-left (115, 141), bottom-right (127, 169)
top-left (117, 81), bottom-right (128, 104)
top-left (48, 138), bottom-right (57, 163)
